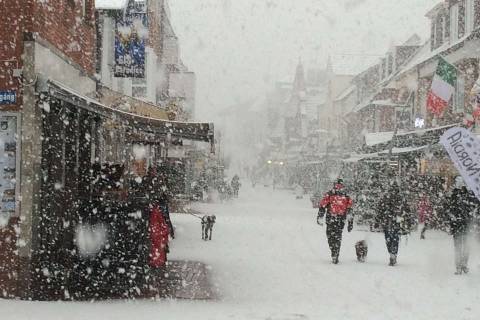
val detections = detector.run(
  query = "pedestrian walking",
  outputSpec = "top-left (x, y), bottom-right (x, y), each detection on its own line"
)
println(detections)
top-left (318, 179), bottom-right (353, 264)
top-left (375, 181), bottom-right (413, 266)
top-left (444, 176), bottom-right (478, 275)
top-left (231, 175), bottom-right (241, 198)
top-left (417, 192), bottom-right (433, 240)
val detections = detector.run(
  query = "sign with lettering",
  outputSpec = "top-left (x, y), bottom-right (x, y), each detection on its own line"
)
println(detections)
top-left (440, 127), bottom-right (480, 200)
top-left (0, 91), bottom-right (16, 105)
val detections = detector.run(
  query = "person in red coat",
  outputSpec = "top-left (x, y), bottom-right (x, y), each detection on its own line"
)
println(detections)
top-left (417, 193), bottom-right (433, 240)
top-left (318, 179), bottom-right (353, 264)
top-left (149, 205), bottom-right (169, 268)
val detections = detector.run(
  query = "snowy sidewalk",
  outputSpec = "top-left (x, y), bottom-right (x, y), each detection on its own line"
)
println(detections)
top-left (2, 185), bottom-right (480, 320)
top-left (156, 260), bottom-right (217, 300)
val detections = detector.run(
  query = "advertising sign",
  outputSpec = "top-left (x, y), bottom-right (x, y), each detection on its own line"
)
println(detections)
top-left (114, 0), bottom-right (148, 78)
top-left (440, 127), bottom-right (480, 200)
top-left (0, 114), bottom-right (20, 224)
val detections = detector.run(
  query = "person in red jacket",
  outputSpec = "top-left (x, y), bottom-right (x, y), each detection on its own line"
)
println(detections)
top-left (417, 193), bottom-right (433, 240)
top-left (149, 204), bottom-right (170, 268)
top-left (318, 179), bottom-right (353, 264)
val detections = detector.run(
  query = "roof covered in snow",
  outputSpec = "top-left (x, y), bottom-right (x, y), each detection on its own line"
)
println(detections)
top-left (96, 0), bottom-right (129, 10)
top-left (378, 145), bottom-right (428, 155)
top-left (331, 55), bottom-right (381, 76)
top-left (335, 85), bottom-right (356, 102)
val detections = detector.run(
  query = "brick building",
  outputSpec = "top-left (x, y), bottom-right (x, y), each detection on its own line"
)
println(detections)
top-left (0, 0), bottom-right (212, 300)
top-left (0, 0), bottom-right (98, 299)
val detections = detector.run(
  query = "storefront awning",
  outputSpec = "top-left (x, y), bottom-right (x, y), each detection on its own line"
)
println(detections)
top-left (378, 145), bottom-right (428, 155)
top-left (342, 152), bottom-right (379, 163)
top-left (38, 79), bottom-right (214, 144)
top-left (394, 123), bottom-right (459, 148)
top-left (365, 131), bottom-right (394, 146)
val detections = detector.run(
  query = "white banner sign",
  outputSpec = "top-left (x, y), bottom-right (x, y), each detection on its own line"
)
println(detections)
top-left (440, 127), bottom-right (480, 200)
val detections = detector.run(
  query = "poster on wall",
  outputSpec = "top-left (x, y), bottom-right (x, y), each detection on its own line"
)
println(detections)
top-left (0, 114), bottom-right (20, 225)
top-left (114, 0), bottom-right (148, 78)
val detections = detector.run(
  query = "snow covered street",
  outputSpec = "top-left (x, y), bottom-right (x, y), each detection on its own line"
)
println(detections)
top-left (2, 186), bottom-right (480, 320)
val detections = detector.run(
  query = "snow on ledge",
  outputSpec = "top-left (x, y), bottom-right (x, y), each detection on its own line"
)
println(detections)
top-left (96, 0), bottom-right (128, 10)
top-left (364, 131), bottom-right (394, 146)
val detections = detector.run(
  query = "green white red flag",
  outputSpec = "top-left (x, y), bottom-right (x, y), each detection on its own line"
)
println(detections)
top-left (427, 58), bottom-right (457, 116)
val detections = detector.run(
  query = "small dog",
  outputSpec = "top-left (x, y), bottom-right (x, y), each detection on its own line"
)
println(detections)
top-left (201, 215), bottom-right (216, 240)
top-left (355, 240), bottom-right (368, 263)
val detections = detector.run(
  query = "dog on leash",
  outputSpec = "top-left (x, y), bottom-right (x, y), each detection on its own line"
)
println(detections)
top-left (201, 215), bottom-right (216, 240)
top-left (355, 240), bottom-right (368, 263)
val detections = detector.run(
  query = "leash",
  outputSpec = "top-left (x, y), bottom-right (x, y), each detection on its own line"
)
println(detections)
top-left (186, 211), bottom-right (203, 220)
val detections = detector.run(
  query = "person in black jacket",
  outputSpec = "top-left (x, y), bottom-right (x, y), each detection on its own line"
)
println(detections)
top-left (375, 181), bottom-right (413, 266)
top-left (445, 176), bottom-right (478, 275)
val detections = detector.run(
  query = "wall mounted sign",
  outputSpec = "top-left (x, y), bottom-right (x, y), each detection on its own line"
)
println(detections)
top-left (0, 91), bottom-right (16, 105)
top-left (0, 113), bottom-right (20, 223)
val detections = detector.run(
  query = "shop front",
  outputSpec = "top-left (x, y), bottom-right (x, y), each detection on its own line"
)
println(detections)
top-left (1, 78), bottom-right (214, 300)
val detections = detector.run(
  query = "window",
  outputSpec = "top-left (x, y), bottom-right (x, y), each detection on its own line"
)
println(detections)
top-left (455, 76), bottom-right (465, 113)
top-left (435, 15), bottom-right (444, 47)
top-left (387, 54), bottom-right (393, 75)
top-left (444, 11), bottom-right (450, 40)
top-left (132, 78), bottom-right (148, 98)
top-left (431, 20), bottom-right (436, 50)
top-left (475, 0), bottom-right (480, 28)
top-left (466, 0), bottom-right (475, 33)
top-left (459, 0), bottom-right (466, 38)
top-left (451, 3), bottom-right (459, 40)
top-left (381, 58), bottom-right (387, 79)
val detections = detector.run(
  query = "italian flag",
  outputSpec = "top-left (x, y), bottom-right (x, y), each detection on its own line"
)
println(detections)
top-left (427, 58), bottom-right (457, 116)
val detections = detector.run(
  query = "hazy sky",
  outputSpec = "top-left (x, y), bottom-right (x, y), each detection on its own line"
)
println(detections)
top-left (168, 0), bottom-right (440, 121)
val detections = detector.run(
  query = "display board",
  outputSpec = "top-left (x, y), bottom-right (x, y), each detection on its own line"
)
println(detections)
top-left (0, 114), bottom-right (20, 222)
top-left (114, 0), bottom-right (148, 78)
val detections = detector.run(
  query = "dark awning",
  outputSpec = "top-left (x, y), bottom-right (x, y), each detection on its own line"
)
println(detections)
top-left (361, 123), bottom-right (459, 154)
top-left (38, 79), bottom-right (214, 144)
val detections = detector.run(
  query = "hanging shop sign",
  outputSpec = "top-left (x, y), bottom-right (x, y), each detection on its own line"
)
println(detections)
top-left (0, 113), bottom-right (20, 222)
top-left (0, 91), bottom-right (16, 105)
top-left (440, 127), bottom-right (480, 199)
top-left (114, 0), bottom-right (148, 78)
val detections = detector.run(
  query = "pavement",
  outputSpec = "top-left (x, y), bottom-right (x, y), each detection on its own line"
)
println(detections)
top-left (155, 260), bottom-right (217, 300)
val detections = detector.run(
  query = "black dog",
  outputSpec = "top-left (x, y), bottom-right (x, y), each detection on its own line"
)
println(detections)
top-left (201, 215), bottom-right (216, 240)
top-left (355, 240), bottom-right (368, 263)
